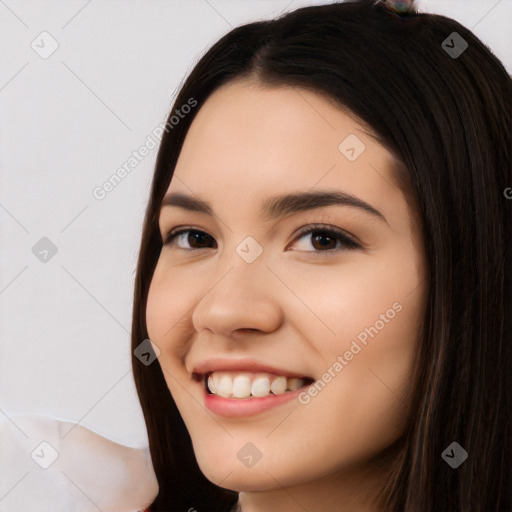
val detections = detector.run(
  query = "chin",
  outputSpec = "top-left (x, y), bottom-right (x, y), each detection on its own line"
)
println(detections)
top-left (193, 445), bottom-right (326, 493)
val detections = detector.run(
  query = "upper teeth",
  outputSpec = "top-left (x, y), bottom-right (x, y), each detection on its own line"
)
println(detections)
top-left (206, 371), bottom-right (307, 399)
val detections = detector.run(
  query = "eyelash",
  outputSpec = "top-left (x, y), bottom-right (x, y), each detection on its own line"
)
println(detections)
top-left (162, 223), bottom-right (361, 255)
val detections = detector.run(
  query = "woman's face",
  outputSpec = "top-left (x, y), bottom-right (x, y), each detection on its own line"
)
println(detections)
top-left (146, 80), bottom-right (427, 507)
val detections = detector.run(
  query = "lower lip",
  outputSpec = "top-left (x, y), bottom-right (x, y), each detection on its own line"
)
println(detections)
top-left (203, 384), bottom-right (306, 417)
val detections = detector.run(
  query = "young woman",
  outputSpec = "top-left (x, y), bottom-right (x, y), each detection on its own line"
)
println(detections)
top-left (132, 0), bottom-right (512, 510)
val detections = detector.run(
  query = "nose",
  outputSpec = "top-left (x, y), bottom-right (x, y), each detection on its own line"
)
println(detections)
top-left (191, 256), bottom-right (284, 337)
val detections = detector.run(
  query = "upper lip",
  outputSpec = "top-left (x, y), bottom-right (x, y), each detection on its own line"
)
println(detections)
top-left (191, 357), bottom-right (312, 379)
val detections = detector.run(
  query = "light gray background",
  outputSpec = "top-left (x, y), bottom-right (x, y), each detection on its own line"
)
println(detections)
top-left (1, 0), bottom-right (511, 450)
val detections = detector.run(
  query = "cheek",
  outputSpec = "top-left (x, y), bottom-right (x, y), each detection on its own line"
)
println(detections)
top-left (274, 246), bottom-right (423, 352)
top-left (146, 278), bottom-right (165, 342)
top-left (145, 267), bottom-right (198, 411)
top-left (145, 264), bottom-right (193, 347)
top-left (273, 245), bottom-right (424, 429)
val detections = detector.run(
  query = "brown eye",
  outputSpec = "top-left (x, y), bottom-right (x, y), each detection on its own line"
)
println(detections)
top-left (164, 229), bottom-right (216, 249)
top-left (290, 224), bottom-right (360, 253)
top-left (163, 224), bottom-right (361, 254)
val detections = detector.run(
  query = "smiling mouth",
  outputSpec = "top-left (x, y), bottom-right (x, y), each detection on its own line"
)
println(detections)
top-left (193, 371), bottom-right (315, 399)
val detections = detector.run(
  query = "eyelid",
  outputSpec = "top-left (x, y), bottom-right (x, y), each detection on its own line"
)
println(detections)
top-left (290, 223), bottom-right (362, 251)
top-left (162, 222), bottom-right (363, 253)
top-left (162, 224), bottom-right (214, 246)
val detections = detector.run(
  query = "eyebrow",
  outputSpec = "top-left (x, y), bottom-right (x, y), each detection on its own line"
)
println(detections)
top-left (160, 190), bottom-right (387, 224)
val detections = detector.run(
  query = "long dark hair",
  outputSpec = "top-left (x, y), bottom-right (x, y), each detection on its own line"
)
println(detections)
top-left (131, 1), bottom-right (512, 510)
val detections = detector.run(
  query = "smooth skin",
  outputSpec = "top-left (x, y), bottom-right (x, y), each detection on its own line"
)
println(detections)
top-left (146, 79), bottom-right (427, 512)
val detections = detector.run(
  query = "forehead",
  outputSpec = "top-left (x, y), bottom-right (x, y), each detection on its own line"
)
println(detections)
top-left (167, 80), bottom-right (406, 226)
